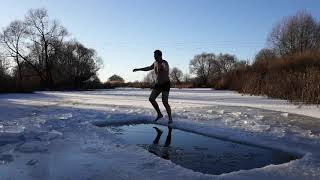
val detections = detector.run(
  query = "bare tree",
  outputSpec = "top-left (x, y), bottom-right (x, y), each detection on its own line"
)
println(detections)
top-left (170, 67), bottom-right (183, 84)
top-left (0, 8), bottom-right (104, 90)
top-left (253, 48), bottom-right (276, 66)
top-left (0, 8), bottom-right (69, 87)
top-left (0, 20), bottom-right (28, 80)
top-left (108, 74), bottom-right (124, 83)
top-left (268, 11), bottom-right (320, 56)
top-left (214, 53), bottom-right (237, 75)
top-left (189, 53), bottom-right (216, 86)
top-left (25, 8), bottom-right (68, 87)
top-left (54, 41), bottom-right (102, 87)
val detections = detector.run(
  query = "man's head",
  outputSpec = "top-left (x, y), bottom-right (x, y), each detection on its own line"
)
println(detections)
top-left (154, 50), bottom-right (162, 61)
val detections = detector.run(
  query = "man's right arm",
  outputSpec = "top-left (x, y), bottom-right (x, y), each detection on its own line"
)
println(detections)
top-left (133, 63), bottom-right (154, 72)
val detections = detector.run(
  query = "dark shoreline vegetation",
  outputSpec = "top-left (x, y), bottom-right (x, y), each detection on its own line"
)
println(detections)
top-left (1, 9), bottom-right (320, 104)
top-left (222, 53), bottom-right (320, 104)
top-left (215, 11), bottom-right (320, 104)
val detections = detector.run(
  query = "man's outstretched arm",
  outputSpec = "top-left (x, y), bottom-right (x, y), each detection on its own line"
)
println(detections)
top-left (133, 64), bottom-right (154, 72)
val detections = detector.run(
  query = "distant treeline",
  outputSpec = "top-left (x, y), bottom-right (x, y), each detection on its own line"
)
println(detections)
top-left (2, 9), bottom-right (320, 104)
top-left (184, 11), bottom-right (320, 104)
top-left (0, 8), bottom-right (104, 93)
top-left (128, 11), bottom-right (320, 104)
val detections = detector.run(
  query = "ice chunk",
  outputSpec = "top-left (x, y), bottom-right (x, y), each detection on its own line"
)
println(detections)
top-left (251, 124), bottom-right (270, 132)
top-left (57, 113), bottom-right (73, 120)
top-left (281, 113), bottom-right (289, 117)
top-left (92, 120), bottom-right (108, 127)
top-left (216, 110), bottom-right (225, 114)
top-left (231, 112), bottom-right (242, 117)
top-left (50, 130), bottom-right (63, 136)
top-left (254, 115), bottom-right (264, 120)
top-left (0, 125), bottom-right (25, 133)
top-left (26, 159), bottom-right (38, 166)
top-left (271, 127), bottom-right (286, 137)
top-left (36, 130), bottom-right (63, 141)
top-left (105, 114), bottom-right (111, 119)
top-left (206, 110), bottom-right (213, 113)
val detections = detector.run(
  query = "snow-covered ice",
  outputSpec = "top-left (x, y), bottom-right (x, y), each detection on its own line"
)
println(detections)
top-left (0, 88), bottom-right (320, 179)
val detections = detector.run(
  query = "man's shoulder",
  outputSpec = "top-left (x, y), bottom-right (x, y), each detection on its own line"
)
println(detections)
top-left (162, 60), bottom-right (169, 64)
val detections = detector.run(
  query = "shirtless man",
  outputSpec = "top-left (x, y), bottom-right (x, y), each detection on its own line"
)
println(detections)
top-left (133, 50), bottom-right (173, 124)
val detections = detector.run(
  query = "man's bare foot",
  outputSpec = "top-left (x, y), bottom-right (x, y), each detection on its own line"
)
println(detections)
top-left (154, 114), bottom-right (163, 121)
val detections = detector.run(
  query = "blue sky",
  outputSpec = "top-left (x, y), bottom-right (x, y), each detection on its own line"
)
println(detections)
top-left (1, 0), bottom-right (320, 82)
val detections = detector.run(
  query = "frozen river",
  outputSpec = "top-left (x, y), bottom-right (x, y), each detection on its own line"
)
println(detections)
top-left (0, 88), bottom-right (319, 179)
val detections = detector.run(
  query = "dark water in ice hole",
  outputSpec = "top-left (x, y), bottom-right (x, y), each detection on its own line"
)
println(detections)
top-left (104, 123), bottom-right (300, 175)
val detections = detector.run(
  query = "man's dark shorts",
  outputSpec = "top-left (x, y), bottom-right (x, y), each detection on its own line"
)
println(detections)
top-left (153, 81), bottom-right (171, 92)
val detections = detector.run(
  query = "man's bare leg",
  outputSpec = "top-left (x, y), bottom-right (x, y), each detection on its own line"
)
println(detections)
top-left (162, 91), bottom-right (172, 124)
top-left (149, 89), bottom-right (163, 121)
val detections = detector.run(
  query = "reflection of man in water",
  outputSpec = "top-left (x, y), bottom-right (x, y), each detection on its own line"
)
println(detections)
top-left (133, 50), bottom-right (173, 125)
top-left (149, 126), bottom-right (172, 160)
